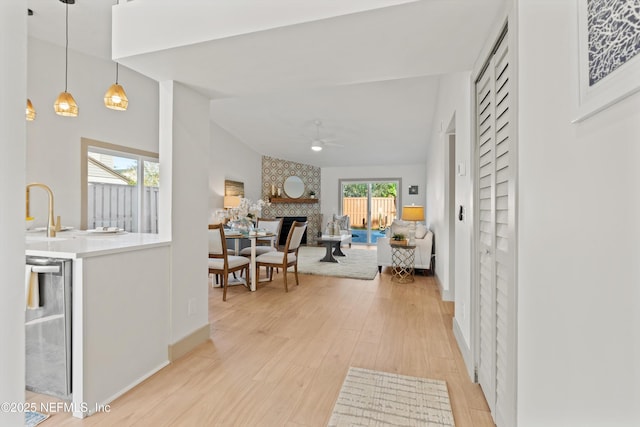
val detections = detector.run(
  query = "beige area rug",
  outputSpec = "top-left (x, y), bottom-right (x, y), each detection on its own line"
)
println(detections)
top-left (296, 246), bottom-right (378, 280)
top-left (328, 367), bottom-right (455, 427)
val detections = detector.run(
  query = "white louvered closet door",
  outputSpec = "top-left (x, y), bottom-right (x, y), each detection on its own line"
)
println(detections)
top-left (475, 28), bottom-right (516, 427)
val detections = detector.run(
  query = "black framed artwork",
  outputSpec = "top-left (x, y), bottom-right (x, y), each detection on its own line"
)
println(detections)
top-left (408, 185), bottom-right (418, 195)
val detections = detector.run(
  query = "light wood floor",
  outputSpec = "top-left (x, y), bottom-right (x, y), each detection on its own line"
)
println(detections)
top-left (29, 265), bottom-right (495, 426)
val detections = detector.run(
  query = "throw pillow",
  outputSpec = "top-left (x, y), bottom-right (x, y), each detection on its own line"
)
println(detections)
top-left (415, 223), bottom-right (428, 239)
top-left (390, 220), bottom-right (410, 238)
top-left (332, 214), bottom-right (350, 230)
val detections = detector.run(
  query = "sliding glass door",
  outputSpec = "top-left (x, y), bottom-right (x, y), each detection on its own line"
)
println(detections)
top-left (340, 179), bottom-right (399, 245)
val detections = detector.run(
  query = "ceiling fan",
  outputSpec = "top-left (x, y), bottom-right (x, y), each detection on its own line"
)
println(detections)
top-left (310, 120), bottom-right (342, 152)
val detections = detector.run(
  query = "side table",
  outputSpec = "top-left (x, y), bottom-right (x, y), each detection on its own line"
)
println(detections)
top-left (390, 243), bottom-right (416, 283)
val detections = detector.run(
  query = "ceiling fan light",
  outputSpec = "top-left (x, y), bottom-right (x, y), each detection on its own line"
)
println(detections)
top-left (54, 91), bottom-right (79, 117)
top-left (26, 99), bottom-right (36, 121)
top-left (104, 83), bottom-right (129, 111)
top-left (311, 141), bottom-right (323, 151)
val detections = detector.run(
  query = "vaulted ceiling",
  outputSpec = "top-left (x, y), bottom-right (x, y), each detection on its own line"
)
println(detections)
top-left (27, 0), bottom-right (507, 167)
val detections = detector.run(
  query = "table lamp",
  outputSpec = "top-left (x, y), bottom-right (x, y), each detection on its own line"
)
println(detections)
top-left (223, 196), bottom-right (241, 209)
top-left (401, 205), bottom-right (424, 245)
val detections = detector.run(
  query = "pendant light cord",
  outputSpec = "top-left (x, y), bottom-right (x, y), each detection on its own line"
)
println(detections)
top-left (64, 1), bottom-right (69, 92)
top-left (114, 0), bottom-right (120, 85)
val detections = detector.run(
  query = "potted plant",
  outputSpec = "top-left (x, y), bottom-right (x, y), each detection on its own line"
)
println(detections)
top-left (308, 190), bottom-right (317, 199)
top-left (392, 233), bottom-right (407, 245)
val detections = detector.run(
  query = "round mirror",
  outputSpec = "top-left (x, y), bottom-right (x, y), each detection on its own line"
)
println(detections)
top-left (283, 176), bottom-right (305, 198)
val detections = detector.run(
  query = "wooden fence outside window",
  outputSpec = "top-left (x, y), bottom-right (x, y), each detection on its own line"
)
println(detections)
top-left (342, 197), bottom-right (397, 230)
top-left (88, 183), bottom-right (159, 233)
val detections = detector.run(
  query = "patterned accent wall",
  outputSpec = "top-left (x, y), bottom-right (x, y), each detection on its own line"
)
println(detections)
top-left (261, 156), bottom-right (321, 245)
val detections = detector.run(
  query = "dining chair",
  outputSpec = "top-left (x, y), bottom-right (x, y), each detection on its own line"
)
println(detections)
top-left (208, 224), bottom-right (250, 301)
top-left (255, 220), bottom-right (307, 292)
top-left (239, 217), bottom-right (283, 255)
top-left (239, 217), bottom-right (283, 279)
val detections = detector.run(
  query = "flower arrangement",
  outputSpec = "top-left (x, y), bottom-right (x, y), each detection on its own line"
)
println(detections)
top-left (237, 197), bottom-right (269, 219)
top-left (227, 198), bottom-right (270, 233)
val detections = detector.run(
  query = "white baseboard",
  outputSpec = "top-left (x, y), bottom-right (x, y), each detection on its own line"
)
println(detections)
top-left (76, 360), bottom-right (170, 418)
top-left (453, 316), bottom-right (475, 381)
top-left (168, 323), bottom-right (211, 362)
top-left (434, 273), bottom-right (453, 301)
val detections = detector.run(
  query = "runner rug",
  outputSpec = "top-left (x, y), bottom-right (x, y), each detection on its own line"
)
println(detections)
top-left (25, 411), bottom-right (49, 427)
top-left (328, 367), bottom-right (455, 426)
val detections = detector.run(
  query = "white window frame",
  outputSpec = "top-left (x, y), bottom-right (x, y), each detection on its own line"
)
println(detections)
top-left (80, 137), bottom-right (159, 232)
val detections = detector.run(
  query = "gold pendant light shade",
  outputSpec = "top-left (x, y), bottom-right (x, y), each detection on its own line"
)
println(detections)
top-left (104, 83), bottom-right (129, 111)
top-left (55, 0), bottom-right (79, 117)
top-left (26, 99), bottom-right (36, 121)
top-left (54, 91), bottom-right (79, 117)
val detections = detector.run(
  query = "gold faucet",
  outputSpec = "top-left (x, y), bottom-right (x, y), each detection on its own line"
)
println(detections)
top-left (26, 183), bottom-right (58, 238)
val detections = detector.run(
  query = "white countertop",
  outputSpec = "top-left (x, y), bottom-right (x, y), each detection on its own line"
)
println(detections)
top-left (26, 229), bottom-right (171, 259)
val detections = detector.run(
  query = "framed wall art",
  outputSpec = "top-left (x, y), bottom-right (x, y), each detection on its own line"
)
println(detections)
top-left (573, 0), bottom-right (640, 123)
top-left (224, 179), bottom-right (244, 197)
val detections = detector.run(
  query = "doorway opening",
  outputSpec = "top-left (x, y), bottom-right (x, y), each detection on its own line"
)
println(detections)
top-left (446, 118), bottom-right (457, 300)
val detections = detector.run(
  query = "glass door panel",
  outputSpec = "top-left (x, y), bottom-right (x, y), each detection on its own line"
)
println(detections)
top-left (340, 180), bottom-right (399, 245)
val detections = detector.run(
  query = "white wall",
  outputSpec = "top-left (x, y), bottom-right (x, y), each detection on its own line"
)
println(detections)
top-left (159, 81), bottom-right (210, 344)
top-left (113, 0), bottom-right (416, 59)
top-left (321, 164), bottom-right (426, 231)
top-left (0, 2), bottom-right (27, 425)
top-left (208, 121), bottom-right (262, 222)
top-left (425, 72), bottom-right (474, 368)
top-left (517, 1), bottom-right (640, 426)
top-left (26, 38), bottom-right (159, 228)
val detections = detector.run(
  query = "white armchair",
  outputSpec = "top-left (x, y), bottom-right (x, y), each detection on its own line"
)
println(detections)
top-left (332, 214), bottom-right (352, 248)
top-left (377, 220), bottom-right (433, 273)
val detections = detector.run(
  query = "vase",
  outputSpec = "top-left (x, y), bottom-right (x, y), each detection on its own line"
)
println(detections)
top-left (325, 221), bottom-right (340, 236)
top-left (230, 217), bottom-right (254, 234)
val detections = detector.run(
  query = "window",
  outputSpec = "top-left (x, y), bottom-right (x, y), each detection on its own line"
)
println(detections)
top-left (81, 138), bottom-right (159, 233)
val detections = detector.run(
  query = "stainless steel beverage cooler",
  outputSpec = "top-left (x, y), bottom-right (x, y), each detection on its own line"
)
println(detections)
top-left (25, 256), bottom-right (72, 400)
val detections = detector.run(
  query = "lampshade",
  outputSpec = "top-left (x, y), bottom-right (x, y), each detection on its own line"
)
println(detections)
top-left (54, 92), bottom-right (78, 117)
top-left (224, 196), bottom-right (241, 208)
top-left (104, 63), bottom-right (129, 111)
top-left (54, 0), bottom-right (78, 117)
top-left (104, 83), bottom-right (129, 110)
top-left (26, 99), bottom-right (36, 121)
top-left (401, 205), bottom-right (424, 222)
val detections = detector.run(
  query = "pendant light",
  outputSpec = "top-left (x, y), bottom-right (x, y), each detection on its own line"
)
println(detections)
top-left (104, 63), bottom-right (129, 111)
top-left (26, 99), bottom-right (36, 121)
top-left (53, 0), bottom-right (79, 117)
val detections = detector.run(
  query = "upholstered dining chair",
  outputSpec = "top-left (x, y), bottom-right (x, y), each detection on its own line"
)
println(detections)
top-left (255, 220), bottom-right (307, 292)
top-left (208, 223), bottom-right (250, 301)
top-left (239, 217), bottom-right (283, 256)
top-left (239, 217), bottom-right (283, 279)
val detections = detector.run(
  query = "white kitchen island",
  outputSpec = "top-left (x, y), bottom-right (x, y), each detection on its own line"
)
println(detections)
top-left (26, 231), bottom-right (171, 418)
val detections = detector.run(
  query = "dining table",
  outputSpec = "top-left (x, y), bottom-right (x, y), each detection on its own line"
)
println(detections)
top-left (223, 228), bottom-right (275, 291)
